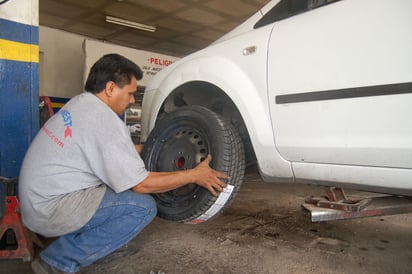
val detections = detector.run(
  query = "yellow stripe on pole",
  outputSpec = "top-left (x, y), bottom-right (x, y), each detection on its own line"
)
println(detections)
top-left (0, 39), bottom-right (39, 63)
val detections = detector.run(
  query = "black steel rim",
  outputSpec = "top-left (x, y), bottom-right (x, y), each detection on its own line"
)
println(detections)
top-left (151, 126), bottom-right (210, 206)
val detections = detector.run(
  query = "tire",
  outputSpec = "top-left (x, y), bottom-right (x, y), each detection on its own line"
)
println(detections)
top-left (141, 105), bottom-right (245, 223)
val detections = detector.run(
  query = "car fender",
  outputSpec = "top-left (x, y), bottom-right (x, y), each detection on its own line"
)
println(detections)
top-left (142, 54), bottom-right (293, 179)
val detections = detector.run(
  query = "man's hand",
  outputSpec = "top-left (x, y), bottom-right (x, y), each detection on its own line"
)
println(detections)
top-left (192, 155), bottom-right (229, 196)
top-left (133, 154), bottom-right (229, 196)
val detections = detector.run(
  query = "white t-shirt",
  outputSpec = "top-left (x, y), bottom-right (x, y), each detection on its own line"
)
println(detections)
top-left (19, 92), bottom-right (149, 237)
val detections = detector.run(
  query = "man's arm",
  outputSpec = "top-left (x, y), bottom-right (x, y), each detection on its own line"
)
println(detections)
top-left (133, 155), bottom-right (228, 196)
top-left (135, 144), bottom-right (144, 154)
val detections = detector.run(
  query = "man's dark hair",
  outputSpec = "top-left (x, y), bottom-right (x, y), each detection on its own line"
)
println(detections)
top-left (84, 53), bottom-right (143, 93)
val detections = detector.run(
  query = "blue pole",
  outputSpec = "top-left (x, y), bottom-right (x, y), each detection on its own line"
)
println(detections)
top-left (0, 18), bottom-right (39, 177)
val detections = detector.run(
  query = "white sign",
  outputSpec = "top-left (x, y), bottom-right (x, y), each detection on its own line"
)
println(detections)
top-left (84, 39), bottom-right (179, 87)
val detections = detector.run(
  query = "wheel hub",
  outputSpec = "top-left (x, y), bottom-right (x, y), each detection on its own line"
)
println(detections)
top-left (155, 128), bottom-right (209, 203)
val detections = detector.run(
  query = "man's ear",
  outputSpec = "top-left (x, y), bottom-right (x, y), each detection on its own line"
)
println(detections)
top-left (104, 81), bottom-right (115, 97)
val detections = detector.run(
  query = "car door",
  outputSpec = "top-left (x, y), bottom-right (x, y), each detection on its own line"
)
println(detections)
top-left (266, 0), bottom-right (412, 169)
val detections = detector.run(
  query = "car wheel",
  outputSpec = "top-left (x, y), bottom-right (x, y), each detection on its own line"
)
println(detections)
top-left (141, 105), bottom-right (245, 223)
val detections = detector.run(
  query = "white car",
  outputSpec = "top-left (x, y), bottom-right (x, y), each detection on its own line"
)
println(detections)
top-left (140, 0), bottom-right (412, 223)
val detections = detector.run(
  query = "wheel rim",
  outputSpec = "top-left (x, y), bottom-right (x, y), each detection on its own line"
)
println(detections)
top-left (152, 127), bottom-right (209, 205)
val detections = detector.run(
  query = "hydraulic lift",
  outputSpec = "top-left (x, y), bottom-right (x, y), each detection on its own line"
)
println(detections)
top-left (302, 187), bottom-right (412, 222)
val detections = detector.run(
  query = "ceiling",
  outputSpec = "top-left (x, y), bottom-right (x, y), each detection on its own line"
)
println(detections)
top-left (39, 0), bottom-right (271, 58)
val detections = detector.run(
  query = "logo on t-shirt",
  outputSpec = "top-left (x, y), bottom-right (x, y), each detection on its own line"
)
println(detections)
top-left (61, 110), bottom-right (73, 138)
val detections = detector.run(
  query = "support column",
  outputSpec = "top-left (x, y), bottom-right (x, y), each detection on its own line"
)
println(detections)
top-left (0, 0), bottom-right (39, 177)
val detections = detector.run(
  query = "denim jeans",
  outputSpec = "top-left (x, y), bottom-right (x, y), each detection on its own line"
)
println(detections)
top-left (40, 188), bottom-right (157, 273)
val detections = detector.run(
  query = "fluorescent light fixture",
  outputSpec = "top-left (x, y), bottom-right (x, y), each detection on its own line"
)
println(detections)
top-left (105, 15), bottom-right (156, 32)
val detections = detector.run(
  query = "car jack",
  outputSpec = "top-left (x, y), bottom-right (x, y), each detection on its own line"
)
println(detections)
top-left (0, 177), bottom-right (44, 262)
top-left (301, 187), bottom-right (412, 222)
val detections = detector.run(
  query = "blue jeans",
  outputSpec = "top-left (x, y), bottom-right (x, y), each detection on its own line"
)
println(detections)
top-left (40, 188), bottom-right (157, 273)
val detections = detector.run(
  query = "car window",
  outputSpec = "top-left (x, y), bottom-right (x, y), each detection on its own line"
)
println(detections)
top-left (254, 0), bottom-right (341, 28)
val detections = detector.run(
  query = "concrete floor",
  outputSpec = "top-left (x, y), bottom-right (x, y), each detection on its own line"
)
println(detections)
top-left (1, 167), bottom-right (412, 273)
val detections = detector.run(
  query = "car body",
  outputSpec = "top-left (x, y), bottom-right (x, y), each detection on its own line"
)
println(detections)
top-left (140, 0), bottom-right (412, 222)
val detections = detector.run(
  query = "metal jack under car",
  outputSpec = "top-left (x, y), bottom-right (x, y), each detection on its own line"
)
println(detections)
top-left (302, 187), bottom-right (412, 222)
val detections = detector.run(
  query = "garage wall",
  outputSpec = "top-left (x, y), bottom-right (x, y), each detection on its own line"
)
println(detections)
top-left (84, 39), bottom-right (179, 88)
top-left (39, 26), bottom-right (85, 98)
top-left (40, 26), bottom-right (179, 99)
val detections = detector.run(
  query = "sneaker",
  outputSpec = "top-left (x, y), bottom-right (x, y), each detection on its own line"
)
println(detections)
top-left (31, 257), bottom-right (76, 274)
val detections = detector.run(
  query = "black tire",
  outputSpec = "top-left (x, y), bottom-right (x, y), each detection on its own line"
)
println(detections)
top-left (141, 106), bottom-right (245, 223)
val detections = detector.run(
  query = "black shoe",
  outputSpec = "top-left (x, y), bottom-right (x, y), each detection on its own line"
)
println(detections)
top-left (31, 257), bottom-right (76, 274)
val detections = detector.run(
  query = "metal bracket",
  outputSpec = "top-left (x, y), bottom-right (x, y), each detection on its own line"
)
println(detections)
top-left (302, 187), bottom-right (412, 222)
